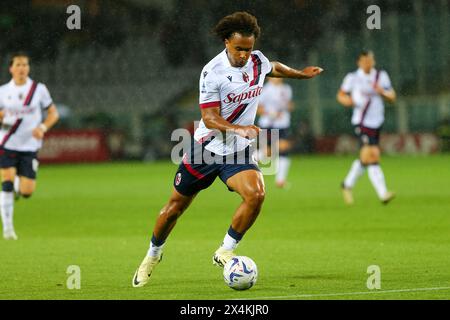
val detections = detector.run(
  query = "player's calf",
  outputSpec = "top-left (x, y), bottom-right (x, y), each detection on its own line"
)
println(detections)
top-left (18, 177), bottom-right (36, 200)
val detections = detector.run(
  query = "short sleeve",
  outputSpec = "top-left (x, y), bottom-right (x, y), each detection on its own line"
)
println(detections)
top-left (379, 70), bottom-right (392, 90)
top-left (39, 83), bottom-right (53, 109)
top-left (199, 69), bottom-right (220, 109)
top-left (340, 73), bottom-right (354, 93)
top-left (254, 51), bottom-right (272, 75)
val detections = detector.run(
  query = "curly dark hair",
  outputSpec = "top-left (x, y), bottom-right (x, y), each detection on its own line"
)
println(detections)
top-left (213, 11), bottom-right (261, 41)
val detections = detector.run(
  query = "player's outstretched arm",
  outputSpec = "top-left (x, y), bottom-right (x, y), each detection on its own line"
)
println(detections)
top-left (32, 104), bottom-right (60, 140)
top-left (268, 61), bottom-right (323, 79)
top-left (201, 107), bottom-right (260, 139)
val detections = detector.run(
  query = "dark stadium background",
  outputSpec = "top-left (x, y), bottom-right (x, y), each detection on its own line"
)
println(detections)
top-left (1, 0), bottom-right (448, 163)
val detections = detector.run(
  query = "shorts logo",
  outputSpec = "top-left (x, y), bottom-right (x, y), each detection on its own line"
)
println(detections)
top-left (175, 173), bottom-right (182, 186)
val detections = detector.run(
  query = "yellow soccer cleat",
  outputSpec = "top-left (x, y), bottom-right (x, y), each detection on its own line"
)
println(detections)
top-left (132, 253), bottom-right (163, 288)
top-left (212, 247), bottom-right (235, 268)
top-left (3, 229), bottom-right (18, 240)
top-left (341, 183), bottom-right (354, 205)
top-left (382, 191), bottom-right (396, 205)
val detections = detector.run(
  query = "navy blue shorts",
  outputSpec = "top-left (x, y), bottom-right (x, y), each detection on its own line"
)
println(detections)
top-left (354, 125), bottom-right (381, 146)
top-left (173, 139), bottom-right (260, 196)
top-left (0, 148), bottom-right (39, 179)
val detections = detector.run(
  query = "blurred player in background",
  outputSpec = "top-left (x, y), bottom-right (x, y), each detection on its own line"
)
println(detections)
top-left (132, 11), bottom-right (323, 287)
top-left (337, 50), bottom-right (396, 205)
top-left (257, 77), bottom-right (294, 188)
top-left (0, 53), bottom-right (59, 240)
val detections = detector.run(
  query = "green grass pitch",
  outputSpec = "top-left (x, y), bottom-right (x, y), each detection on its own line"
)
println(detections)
top-left (0, 155), bottom-right (449, 300)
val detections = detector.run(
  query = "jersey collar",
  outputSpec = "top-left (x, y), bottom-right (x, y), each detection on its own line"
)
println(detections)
top-left (9, 77), bottom-right (32, 88)
top-left (357, 68), bottom-right (376, 77)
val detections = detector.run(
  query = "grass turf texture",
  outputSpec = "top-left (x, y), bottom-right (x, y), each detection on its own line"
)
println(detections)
top-left (0, 155), bottom-right (449, 300)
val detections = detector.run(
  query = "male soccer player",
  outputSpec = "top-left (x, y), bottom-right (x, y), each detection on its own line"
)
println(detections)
top-left (337, 50), bottom-right (396, 205)
top-left (257, 77), bottom-right (294, 188)
top-left (132, 11), bottom-right (323, 287)
top-left (0, 52), bottom-right (59, 240)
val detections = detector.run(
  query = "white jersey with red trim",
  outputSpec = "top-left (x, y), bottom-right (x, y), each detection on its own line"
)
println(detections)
top-left (258, 82), bottom-right (293, 129)
top-left (340, 68), bottom-right (392, 128)
top-left (195, 49), bottom-right (272, 156)
top-left (0, 77), bottom-right (53, 152)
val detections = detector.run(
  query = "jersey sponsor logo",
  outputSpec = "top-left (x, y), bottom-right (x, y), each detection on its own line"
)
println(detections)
top-left (223, 86), bottom-right (262, 105)
top-left (5, 107), bottom-right (36, 117)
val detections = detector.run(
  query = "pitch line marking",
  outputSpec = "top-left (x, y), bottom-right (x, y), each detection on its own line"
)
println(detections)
top-left (233, 286), bottom-right (450, 300)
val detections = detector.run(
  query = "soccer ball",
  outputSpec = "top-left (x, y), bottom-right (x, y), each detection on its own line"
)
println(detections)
top-left (223, 256), bottom-right (258, 290)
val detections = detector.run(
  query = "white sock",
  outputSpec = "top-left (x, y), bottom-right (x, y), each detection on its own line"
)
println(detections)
top-left (344, 159), bottom-right (366, 188)
top-left (368, 164), bottom-right (388, 199)
top-left (1, 191), bottom-right (14, 232)
top-left (147, 241), bottom-right (165, 258)
top-left (221, 233), bottom-right (239, 251)
top-left (14, 176), bottom-right (20, 194)
top-left (276, 156), bottom-right (291, 184)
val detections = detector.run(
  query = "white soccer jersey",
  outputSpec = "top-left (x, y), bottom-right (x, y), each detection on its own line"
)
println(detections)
top-left (340, 68), bottom-right (392, 128)
top-left (0, 77), bottom-right (53, 152)
top-left (195, 49), bottom-right (272, 155)
top-left (258, 82), bottom-right (293, 129)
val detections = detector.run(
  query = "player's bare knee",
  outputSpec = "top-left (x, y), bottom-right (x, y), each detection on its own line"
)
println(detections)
top-left (244, 189), bottom-right (265, 208)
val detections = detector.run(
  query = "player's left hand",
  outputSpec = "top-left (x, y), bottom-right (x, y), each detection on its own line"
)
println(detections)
top-left (32, 127), bottom-right (45, 140)
top-left (300, 66), bottom-right (324, 79)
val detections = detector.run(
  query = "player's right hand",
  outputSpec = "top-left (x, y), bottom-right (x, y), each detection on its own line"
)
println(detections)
top-left (234, 125), bottom-right (260, 139)
top-left (300, 66), bottom-right (324, 78)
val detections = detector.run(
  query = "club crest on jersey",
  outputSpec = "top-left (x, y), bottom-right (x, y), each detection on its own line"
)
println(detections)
top-left (18, 93), bottom-right (24, 100)
top-left (242, 72), bottom-right (249, 82)
top-left (175, 173), bottom-right (182, 186)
